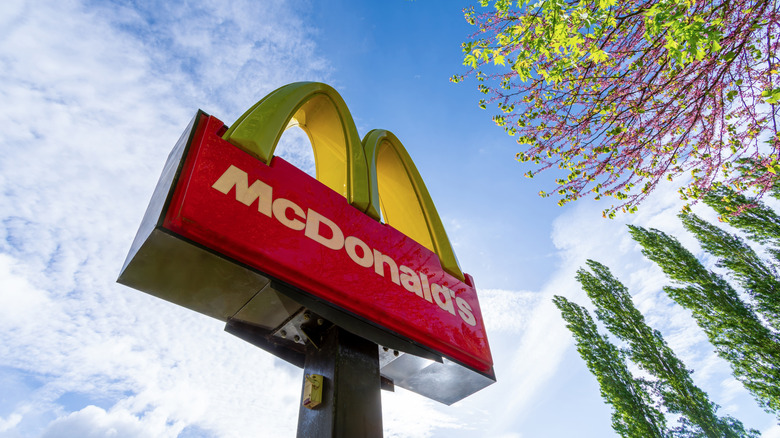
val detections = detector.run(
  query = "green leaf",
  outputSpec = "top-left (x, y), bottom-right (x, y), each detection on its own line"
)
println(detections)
top-left (597, 0), bottom-right (617, 10)
top-left (589, 49), bottom-right (609, 63)
top-left (761, 87), bottom-right (780, 104)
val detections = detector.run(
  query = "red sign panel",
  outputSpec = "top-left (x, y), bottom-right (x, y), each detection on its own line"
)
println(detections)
top-left (163, 114), bottom-right (493, 373)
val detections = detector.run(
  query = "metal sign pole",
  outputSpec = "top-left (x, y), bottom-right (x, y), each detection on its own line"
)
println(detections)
top-left (296, 325), bottom-right (383, 438)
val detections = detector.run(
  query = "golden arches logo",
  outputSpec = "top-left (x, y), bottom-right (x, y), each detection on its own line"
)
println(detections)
top-left (223, 82), bottom-right (464, 281)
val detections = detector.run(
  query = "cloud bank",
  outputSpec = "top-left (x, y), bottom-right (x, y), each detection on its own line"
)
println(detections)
top-left (1, 0), bottom-right (777, 437)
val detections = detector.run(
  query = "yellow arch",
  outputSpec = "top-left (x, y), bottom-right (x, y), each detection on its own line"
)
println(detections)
top-left (223, 82), bottom-right (371, 213)
top-left (224, 82), bottom-right (464, 281)
top-left (362, 130), bottom-right (464, 281)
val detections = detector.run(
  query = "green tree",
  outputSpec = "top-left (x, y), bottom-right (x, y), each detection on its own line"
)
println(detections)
top-left (574, 260), bottom-right (756, 437)
top-left (455, 0), bottom-right (779, 217)
top-left (702, 187), bottom-right (780, 258)
top-left (681, 212), bottom-right (780, 330)
top-left (629, 224), bottom-right (780, 415)
top-left (553, 295), bottom-right (669, 438)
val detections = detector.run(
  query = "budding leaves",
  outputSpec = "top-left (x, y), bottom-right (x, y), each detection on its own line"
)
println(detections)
top-left (589, 49), bottom-right (608, 63)
top-left (762, 87), bottom-right (780, 104)
top-left (597, 0), bottom-right (617, 10)
top-left (457, 0), bottom-right (778, 218)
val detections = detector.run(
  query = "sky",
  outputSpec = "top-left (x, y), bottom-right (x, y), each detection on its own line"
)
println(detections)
top-left (0, 0), bottom-right (778, 437)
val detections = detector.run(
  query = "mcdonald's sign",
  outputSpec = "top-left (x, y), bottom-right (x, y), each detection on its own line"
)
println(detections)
top-left (118, 82), bottom-right (495, 404)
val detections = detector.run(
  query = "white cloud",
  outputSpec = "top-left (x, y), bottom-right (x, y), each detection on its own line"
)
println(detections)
top-left (0, 0), bottom-right (327, 436)
top-left (483, 273), bottom-right (582, 432)
top-left (41, 406), bottom-right (152, 438)
top-left (0, 254), bottom-right (51, 326)
top-left (1, 0), bottom-right (776, 436)
top-left (0, 413), bottom-right (22, 433)
top-left (382, 390), bottom-right (462, 438)
top-left (479, 289), bottom-right (540, 334)
top-left (764, 424), bottom-right (780, 438)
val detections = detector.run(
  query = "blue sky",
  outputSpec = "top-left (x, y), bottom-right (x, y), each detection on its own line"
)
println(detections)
top-left (0, 0), bottom-right (778, 437)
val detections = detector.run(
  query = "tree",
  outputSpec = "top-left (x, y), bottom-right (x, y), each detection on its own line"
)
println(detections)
top-left (569, 260), bottom-right (756, 437)
top-left (553, 295), bottom-right (669, 438)
top-left (454, 0), bottom-right (779, 218)
top-left (680, 211), bottom-right (780, 330)
top-left (630, 223), bottom-right (780, 415)
top-left (703, 187), bottom-right (780, 255)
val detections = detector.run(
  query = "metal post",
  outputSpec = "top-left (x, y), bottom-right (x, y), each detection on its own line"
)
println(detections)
top-left (296, 325), bottom-right (383, 438)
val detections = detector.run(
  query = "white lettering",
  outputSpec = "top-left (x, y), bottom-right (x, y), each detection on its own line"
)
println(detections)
top-left (345, 236), bottom-right (373, 268)
top-left (212, 165), bottom-right (272, 217)
top-left (456, 297), bottom-right (477, 326)
top-left (432, 283), bottom-right (456, 315)
top-left (213, 163), bottom-right (480, 327)
top-left (304, 209), bottom-right (345, 250)
top-left (420, 273), bottom-right (433, 303)
top-left (273, 198), bottom-right (306, 230)
top-left (373, 249), bottom-right (400, 285)
top-left (400, 265), bottom-right (423, 297)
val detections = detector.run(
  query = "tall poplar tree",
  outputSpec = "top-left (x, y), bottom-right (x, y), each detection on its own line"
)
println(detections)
top-left (629, 224), bottom-right (780, 414)
top-left (553, 295), bottom-right (669, 438)
top-left (574, 260), bottom-right (755, 437)
top-left (680, 212), bottom-right (780, 330)
top-left (703, 187), bottom-right (780, 261)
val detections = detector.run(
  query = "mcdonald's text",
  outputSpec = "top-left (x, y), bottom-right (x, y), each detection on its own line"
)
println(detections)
top-left (212, 164), bottom-right (477, 326)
